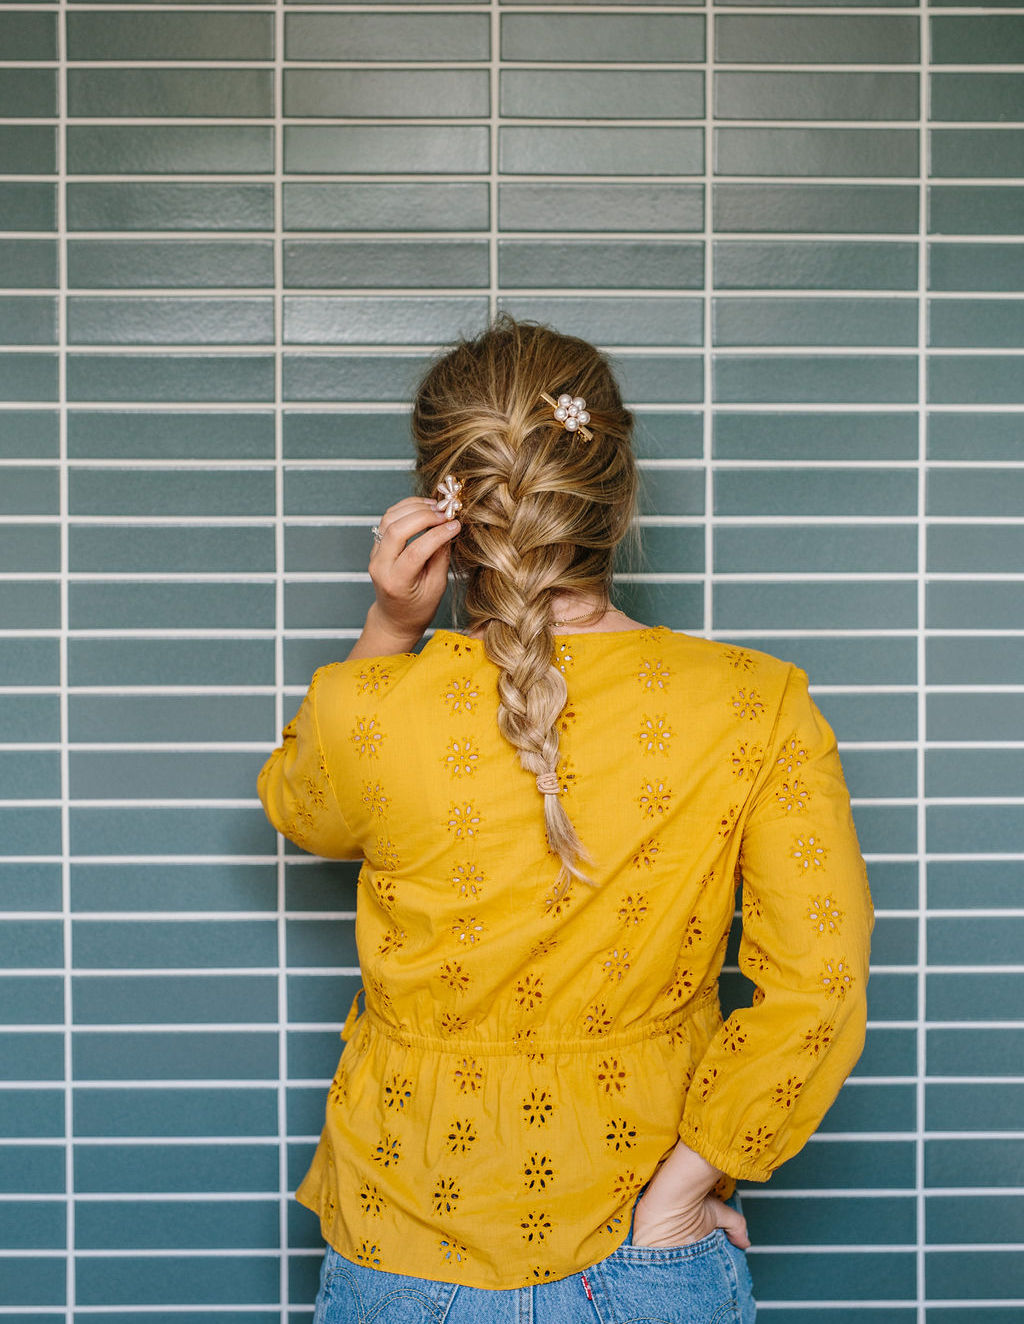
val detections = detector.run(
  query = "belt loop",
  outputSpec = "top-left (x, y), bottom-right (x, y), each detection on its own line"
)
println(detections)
top-left (341, 985), bottom-right (364, 1041)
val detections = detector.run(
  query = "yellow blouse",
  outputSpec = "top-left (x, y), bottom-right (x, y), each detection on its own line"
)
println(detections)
top-left (258, 626), bottom-right (873, 1289)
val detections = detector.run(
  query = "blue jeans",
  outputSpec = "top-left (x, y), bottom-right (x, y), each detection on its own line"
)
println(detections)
top-left (312, 1197), bottom-right (756, 1323)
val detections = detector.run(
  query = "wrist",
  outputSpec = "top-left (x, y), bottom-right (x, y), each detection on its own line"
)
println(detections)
top-left (347, 604), bottom-right (422, 660)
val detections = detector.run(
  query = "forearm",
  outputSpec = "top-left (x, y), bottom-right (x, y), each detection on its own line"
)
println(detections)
top-left (345, 603), bottom-right (424, 662)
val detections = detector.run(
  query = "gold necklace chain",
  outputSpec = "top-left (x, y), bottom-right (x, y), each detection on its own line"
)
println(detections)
top-left (551, 604), bottom-right (622, 627)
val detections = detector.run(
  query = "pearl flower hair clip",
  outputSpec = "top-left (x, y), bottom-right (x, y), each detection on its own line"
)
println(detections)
top-left (435, 474), bottom-right (464, 520)
top-left (540, 391), bottom-right (593, 442)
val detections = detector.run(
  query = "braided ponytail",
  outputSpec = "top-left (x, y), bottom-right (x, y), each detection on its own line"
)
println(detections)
top-left (412, 316), bottom-right (637, 890)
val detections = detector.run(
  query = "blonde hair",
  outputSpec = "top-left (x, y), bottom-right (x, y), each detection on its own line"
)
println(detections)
top-left (412, 314), bottom-right (639, 889)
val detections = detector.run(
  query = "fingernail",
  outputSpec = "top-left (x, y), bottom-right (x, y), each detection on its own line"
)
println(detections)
top-left (447, 520), bottom-right (461, 531)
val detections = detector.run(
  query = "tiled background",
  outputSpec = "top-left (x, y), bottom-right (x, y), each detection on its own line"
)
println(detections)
top-left (1, 0), bottom-right (1022, 1319)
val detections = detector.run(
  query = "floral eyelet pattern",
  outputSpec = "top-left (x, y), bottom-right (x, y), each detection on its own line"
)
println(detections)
top-left (637, 779), bottom-right (671, 818)
top-left (637, 715), bottom-right (673, 755)
top-left (442, 737), bottom-right (480, 778)
top-left (351, 716), bottom-right (385, 757)
top-left (807, 894), bottom-right (843, 934)
top-left (604, 1117), bottom-right (638, 1151)
top-left (637, 659), bottom-right (671, 690)
top-left (523, 1152), bottom-right (555, 1190)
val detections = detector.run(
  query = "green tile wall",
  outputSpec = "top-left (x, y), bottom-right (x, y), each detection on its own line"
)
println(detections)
top-left (0, 1), bottom-right (1021, 1318)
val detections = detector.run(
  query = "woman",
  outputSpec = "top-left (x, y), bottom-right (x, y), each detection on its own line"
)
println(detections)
top-left (259, 316), bottom-right (873, 1322)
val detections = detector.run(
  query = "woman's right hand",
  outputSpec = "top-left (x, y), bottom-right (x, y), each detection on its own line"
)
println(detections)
top-left (631, 1140), bottom-right (750, 1250)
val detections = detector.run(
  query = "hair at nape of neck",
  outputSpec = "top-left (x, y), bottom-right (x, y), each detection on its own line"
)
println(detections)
top-left (411, 315), bottom-right (639, 888)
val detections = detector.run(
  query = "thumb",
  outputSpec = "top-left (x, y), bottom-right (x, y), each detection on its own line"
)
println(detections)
top-left (712, 1198), bottom-right (751, 1249)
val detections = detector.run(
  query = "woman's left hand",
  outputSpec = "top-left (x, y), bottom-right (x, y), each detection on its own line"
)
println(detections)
top-left (631, 1141), bottom-right (750, 1250)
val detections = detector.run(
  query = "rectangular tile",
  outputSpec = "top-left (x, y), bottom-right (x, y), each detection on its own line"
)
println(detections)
top-left (69, 637), bottom-right (273, 691)
top-left (763, 1139), bottom-right (916, 1190)
top-left (931, 16), bottom-right (1024, 65)
top-left (0, 350), bottom-right (58, 396)
top-left (70, 863), bottom-right (277, 914)
top-left (0, 240), bottom-right (58, 289)
top-left (927, 637), bottom-right (1024, 688)
top-left (69, 693), bottom-right (272, 744)
top-left (0, 694), bottom-right (60, 743)
top-left (69, 580), bottom-right (274, 631)
top-left (929, 860), bottom-right (1020, 910)
top-left (716, 72), bottom-right (918, 122)
top-left (0, 69), bottom-right (56, 118)
top-left (283, 351), bottom-right (433, 403)
top-left (716, 128), bottom-right (918, 179)
top-left (932, 130), bottom-right (1024, 180)
top-left (67, 240), bottom-right (273, 289)
top-left (717, 15), bottom-right (918, 64)
top-left (499, 241), bottom-right (703, 290)
top-left (0, 12), bottom-right (57, 60)
top-left (0, 125), bottom-right (56, 175)
top-left (927, 1251), bottom-right (1024, 1301)
top-left (715, 296), bottom-right (916, 347)
top-left (716, 467), bottom-right (916, 517)
top-left (69, 750), bottom-right (265, 801)
top-left (283, 580), bottom-right (381, 631)
top-left (927, 976), bottom-right (1024, 1025)
top-left (751, 1255), bottom-right (916, 1305)
top-left (0, 182), bottom-right (57, 233)
top-left (0, 808), bottom-right (61, 856)
top-left (500, 182), bottom-right (704, 235)
top-left (715, 354), bottom-right (917, 404)
top-left (633, 412), bottom-right (703, 461)
top-left (0, 862), bottom-right (61, 915)
top-left (928, 356), bottom-right (1024, 406)
top-left (928, 693), bottom-right (1024, 743)
top-left (75, 1199), bottom-right (278, 1250)
top-left (501, 14), bottom-right (703, 63)
top-left (0, 749), bottom-right (61, 800)
top-left (499, 296), bottom-right (703, 348)
top-left (66, 12), bottom-right (273, 61)
top-left (70, 525), bottom-right (274, 575)
top-left (72, 973), bottom-right (277, 1023)
top-left (67, 69), bottom-right (273, 119)
top-left (283, 411), bottom-right (412, 460)
top-left (931, 73), bottom-right (1024, 123)
top-left (714, 524), bottom-right (916, 575)
top-left (0, 409), bottom-right (58, 459)
top-left (69, 468), bottom-right (274, 518)
top-left (75, 1255), bottom-right (280, 1307)
top-left (284, 12), bottom-right (489, 61)
top-left (0, 976), bottom-right (62, 1023)
top-left (927, 748), bottom-right (1024, 800)
top-left (925, 1135), bottom-right (1024, 1181)
top-left (288, 974), bottom-right (362, 1023)
top-left (73, 1142), bottom-right (278, 1195)
top-left (929, 411), bottom-right (1024, 461)
top-left (928, 468), bottom-right (1024, 517)
top-left (501, 127), bottom-right (703, 176)
top-left (66, 127), bottom-right (273, 175)
top-left (284, 295), bottom-right (487, 345)
top-left (0, 1199), bottom-right (63, 1251)
top-left (714, 580), bottom-right (916, 632)
top-left (69, 807), bottom-right (275, 858)
top-left (0, 1031), bottom-right (64, 1082)
top-left (500, 70), bottom-right (703, 121)
top-left (714, 411), bottom-right (917, 461)
top-left (930, 242), bottom-right (1024, 291)
top-left (74, 1030), bottom-right (276, 1082)
top-left (0, 466), bottom-right (58, 515)
top-left (0, 1087), bottom-right (63, 1138)
top-left (0, 580), bottom-right (58, 631)
top-left (715, 241), bottom-right (918, 291)
top-left (66, 353), bottom-right (275, 403)
top-left (929, 186), bottom-right (1024, 237)
top-left (67, 183), bottom-right (274, 233)
top-left (68, 410), bottom-right (274, 461)
top-left (284, 182), bottom-right (489, 233)
top-left (284, 68), bottom-right (487, 119)
top-left (285, 125), bottom-right (488, 175)
top-left (928, 806), bottom-right (1024, 858)
top-left (285, 240), bottom-right (487, 290)
top-left (926, 1083), bottom-right (1024, 1132)
top-left (715, 183), bottom-right (919, 234)
top-left (74, 1087), bottom-right (276, 1139)
top-left (0, 640), bottom-right (57, 691)
top-left (930, 299), bottom-right (1024, 349)
top-left (738, 635), bottom-right (917, 688)
top-left (67, 296), bottom-right (274, 346)
top-left (928, 579), bottom-right (1024, 629)
top-left (0, 296), bottom-right (57, 346)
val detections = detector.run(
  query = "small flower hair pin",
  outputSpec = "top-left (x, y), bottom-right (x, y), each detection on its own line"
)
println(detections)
top-left (435, 474), bottom-right (464, 520)
top-left (540, 391), bottom-right (593, 442)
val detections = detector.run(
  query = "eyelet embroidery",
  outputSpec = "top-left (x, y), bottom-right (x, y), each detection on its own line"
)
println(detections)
top-left (682, 914), bottom-right (704, 948)
top-left (807, 894), bottom-right (843, 935)
top-left (771, 1076), bottom-right (804, 1109)
top-left (328, 1066), bottom-right (348, 1107)
top-left (777, 737), bottom-right (808, 775)
top-left (375, 836), bottom-right (399, 871)
top-left (555, 642), bottom-right (575, 673)
top-left (432, 1177), bottom-right (461, 1216)
top-left (631, 837), bottom-right (663, 870)
top-left (446, 1119), bottom-right (477, 1154)
top-left (637, 658), bottom-right (671, 690)
top-left (777, 778), bottom-right (810, 812)
top-left (528, 935), bottom-right (558, 961)
top-left (740, 1126), bottom-right (774, 1158)
top-left (821, 957), bottom-right (854, 998)
top-left (637, 778), bottom-right (671, 818)
top-left (520, 1210), bottom-right (552, 1242)
top-left (582, 1003), bottom-right (614, 1035)
top-left (724, 646), bottom-right (755, 672)
top-left (637, 714), bottom-right (673, 755)
top-left (350, 716), bottom-right (385, 757)
top-left (557, 703), bottom-right (578, 733)
top-left (372, 1132), bottom-right (401, 1168)
top-left (617, 892), bottom-right (648, 927)
top-left (605, 1117), bottom-right (638, 1151)
top-left (451, 862), bottom-right (485, 898)
top-left (443, 677), bottom-right (481, 715)
top-left (383, 1074), bottom-right (413, 1111)
top-left (717, 805), bottom-right (740, 839)
top-left (445, 801), bottom-right (482, 839)
top-left (731, 689), bottom-right (766, 722)
top-left (366, 975), bottom-right (393, 1020)
top-left (601, 948), bottom-right (631, 982)
top-left (361, 781), bottom-right (388, 818)
top-left (439, 1011), bottom-right (468, 1036)
top-left (356, 662), bottom-right (393, 694)
top-left (665, 967), bottom-right (696, 1001)
top-left (439, 961), bottom-right (470, 995)
top-left (792, 833), bottom-right (828, 871)
top-left (532, 1266), bottom-right (556, 1281)
top-left (376, 927), bottom-right (406, 958)
top-left (743, 943), bottom-right (770, 976)
top-left (611, 1170), bottom-right (644, 1201)
top-left (599, 1215), bottom-right (625, 1236)
top-left (442, 736), bottom-right (480, 778)
top-left (556, 756), bottom-right (578, 795)
top-left (514, 972), bottom-right (544, 1011)
top-left (354, 1240), bottom-right (383, 1268)
top-left (542, 879), bottom-right (575, 917)
top-left (721, 1019), bottom-right (747, 1053)
top-left (511, 1027), bottom-right (545, 1061)
top-left (696, 1066), bottom-right (718, 1101)
top-left (452, 915), bottom-right (485, 946)
top-left (521, 1089), bottom-right (554, 1125)
top-left (370, 872), bottom-right (397, 915)
top-left (439, 1237), bottom-right (469, 1264)
top-left (595, 1057), bottom-right (628, 1093)
top-left (523, 1152), bottom-right (555, 1190)
top-left (453, 1057), bottom-right (484, 1094)
top-left (358, 1181), bottom-right (386, 1217)
top-left (730, 742), bottom-right (764, 781)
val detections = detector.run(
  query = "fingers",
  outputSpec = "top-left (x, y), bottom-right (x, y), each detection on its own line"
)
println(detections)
top-left (370, 498), bottom-right (442, 557)
top-left (715, 1200), bottom-right (751, 1249)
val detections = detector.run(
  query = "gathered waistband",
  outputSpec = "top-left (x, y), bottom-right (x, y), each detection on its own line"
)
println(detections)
top-left (342, 984), bottom-right (719, 1056)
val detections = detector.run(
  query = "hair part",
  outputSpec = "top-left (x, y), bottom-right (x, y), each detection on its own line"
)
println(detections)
top-left (412, 314), bottom-right (639, 891)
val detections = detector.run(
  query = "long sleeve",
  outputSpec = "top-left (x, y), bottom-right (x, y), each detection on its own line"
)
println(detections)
top-left (678, 664), bottom-right (874, 1181)
top-left (258, 668), bottom-right (363, 861)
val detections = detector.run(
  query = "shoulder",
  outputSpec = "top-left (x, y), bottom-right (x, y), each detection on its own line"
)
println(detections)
top-left (309, 651), bottom-right (420, 708)
top-left (657, 630), bottom-right (795, 689)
